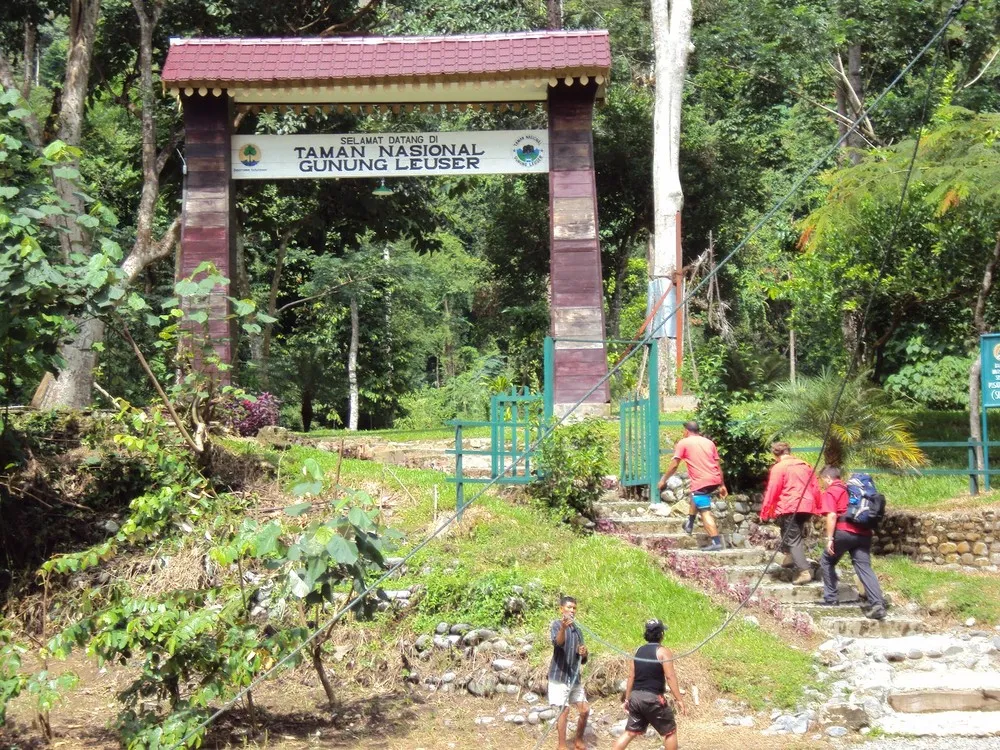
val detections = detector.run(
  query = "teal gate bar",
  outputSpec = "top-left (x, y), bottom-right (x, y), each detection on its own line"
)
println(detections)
top-left (619, 339), bottom-right (661, 502)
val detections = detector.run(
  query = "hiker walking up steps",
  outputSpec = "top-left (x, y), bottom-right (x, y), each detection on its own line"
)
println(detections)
top-left (760, 441), bottom-right (823, 585)
top-left (659, 421), bottom-right (728, 551)
top-left (612, 618), bottom-right (686, 750)
top-left (548, 595), bottom-right (589, 750)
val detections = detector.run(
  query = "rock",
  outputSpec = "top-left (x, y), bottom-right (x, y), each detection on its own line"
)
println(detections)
top-left (944, 645), bottom-right (964, 656)
top-left (966, 617), bottom-right (977, 627)
top-left (492, 659), bottom-right (514, 671)
top-left (826, 726), bottom-right (848, 738)
top-left (743, 615), bottom-right (760, 627)
top-left (433, 635), bottom-right (452, 650)
top-left (822, 703), bottom-right (868, 730)
top-left (450, 623), bottom-right (472, 636)
top-left (538, 708), bottom-right (557, 721)
top-left (102, 519), bottom-right (120, 533)
top-left (861, 696), bottom-right (884, 720)
top-left (446, 635), bottom-right (461, 646)
top-left (924, 650), bottom-right (943, 659)
top-left (907, 650), bottom-right (924, 660)
top-left (723, 715), bottom-right (754, 727)
top-left (885, 652), bottom-right (906, 662)
top-left (523, 692), bottom-right (540, 704)
top-left (436, 622), bottom-right (450, 635)
top-left (467, 675), bottom-right (498, 697)
top-left (610, 720), bottom-right (628, 738)
top-left (442, 672), bottom-right (456, 684)
top-left (993, 636), bottom-right (1000, 650)
top-left (474, 716), bottom-right (495, 725)
top-left (527, 712), bottom-right (540, 725)
top-left (463, 630), bottom-right (485, 646)
top-left (504, 714), bottom-right (526, 725)
top-left (415, 635), bottom-right (432, 651)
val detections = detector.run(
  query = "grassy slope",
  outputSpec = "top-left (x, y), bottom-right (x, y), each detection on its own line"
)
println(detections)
top-left (227, 440), bottom-right (813, 710)
top-left (877, 556), bottom-right (1000, 623)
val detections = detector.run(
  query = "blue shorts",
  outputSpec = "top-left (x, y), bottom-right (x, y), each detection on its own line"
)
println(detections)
top-left (692, 484), bottom-right (721, 511)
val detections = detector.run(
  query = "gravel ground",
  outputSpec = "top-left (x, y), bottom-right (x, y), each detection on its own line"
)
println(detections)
top-left (858, 738), bottom-right (1000, 750)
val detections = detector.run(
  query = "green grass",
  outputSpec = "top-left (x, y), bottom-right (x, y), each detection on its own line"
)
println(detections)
top-left (878, 555), bottom-right (1000, 623)
top-left (226, 438), bottom-right (814, 710)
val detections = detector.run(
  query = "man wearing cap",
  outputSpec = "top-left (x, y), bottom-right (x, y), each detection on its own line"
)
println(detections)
top-left (659, 421), bottom-right (728, 552)
top-left (613, 619), bottom-right (686, 750)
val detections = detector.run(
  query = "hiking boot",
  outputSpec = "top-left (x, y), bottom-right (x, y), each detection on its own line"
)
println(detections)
top-left (792, 569), bottom-right (813, 586)
top-left (817, 600), bottom-right (840, 606)
top-left (780, 553), bottom-right (795, 568)
top-left (865, 606), bottom-right (887, 621)
top-left (701, 540), bottom-right (724, 552)
top-left (682, 518), bottom-right (695, 535)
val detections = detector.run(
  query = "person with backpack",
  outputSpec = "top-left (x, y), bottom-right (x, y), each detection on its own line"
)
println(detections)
top-left (818, 466), bottom-right (887, 620)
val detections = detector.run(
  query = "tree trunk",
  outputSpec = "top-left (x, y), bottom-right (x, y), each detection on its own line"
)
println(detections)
top-left (969, 232), bottom-right (1000, 470)
top-left (260, 227), bottom-right (295, 385)
top-left (650, 0), bottom-right (693, 399)
top-left (38, 318), bottom-right (106, 409)
top-left (301, 387), bottom-right (314, 433)
top-left (21, 19), bottom-right (36, 98)
top-left (348, 295), bottom-right (359, 431)
top-left (311, 643), bottom-right (336, 711)
top-left (547, 0), bottom-right (562, 30)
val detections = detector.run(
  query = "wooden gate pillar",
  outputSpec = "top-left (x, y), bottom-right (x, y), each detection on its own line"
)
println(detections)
top-left (547, 81), bottom-right (610, 417)
top-left (179, 93), bottom-right (236, 378)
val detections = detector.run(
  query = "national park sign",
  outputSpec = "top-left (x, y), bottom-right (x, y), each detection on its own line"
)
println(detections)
top-left (231, 130), bottom-right (549, 179)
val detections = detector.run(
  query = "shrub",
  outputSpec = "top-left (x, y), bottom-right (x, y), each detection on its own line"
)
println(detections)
top-left (222, 392), bottom-right (280, 437)
top-left (529, 419), bottom-right (613, 522)
top-left (884, 354), bottom-right (973, 410)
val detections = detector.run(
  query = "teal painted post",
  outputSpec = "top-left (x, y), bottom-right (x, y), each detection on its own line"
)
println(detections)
top-left (983, 411), bottom-right (991, 492)
top-left (490, 394), bottom-right (499, 480)
top-left (619, 402), bottom-right (627, 483)
top-left (509, 389), bottom-right (519, 478)
top-left (543, 336), bottom-right (554, 422)
top-left (969, 438), bottom-right (979, 496)
top-left (647, 340), bottom-right (660, 503)
top-left (455, 422), bottom-right (465, 521)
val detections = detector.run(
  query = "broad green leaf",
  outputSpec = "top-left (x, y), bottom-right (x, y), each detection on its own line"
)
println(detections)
top-left (326, 535), bottom-right (359, 565)
top-left (348, 507), bottom-right (373, 531)
top-left (283, 502), bottom-right (312, 517)
top-left (174, 279), bottom-right (199, 296)
top-left (288, 569), bottom-right (310, 598)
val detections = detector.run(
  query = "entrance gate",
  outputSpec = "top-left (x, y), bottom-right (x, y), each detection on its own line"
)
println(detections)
top-left (449, 337), bottom-right (666, 515)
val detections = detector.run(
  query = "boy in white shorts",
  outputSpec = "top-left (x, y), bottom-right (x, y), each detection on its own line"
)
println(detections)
top-left (548, 595), bottom-right (589, 749)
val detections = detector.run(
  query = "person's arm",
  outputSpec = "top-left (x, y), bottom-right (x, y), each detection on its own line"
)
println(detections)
top-left (578, 632), bottom-right (588, 665)
top-left (824, 511), bottom-right (837, 555)
top-left (659, 646), bottom-right (686, 715)
top-left (760, 466), bottom-right (782, 520)
top-left (713, 444), bottom-right (729, 497)
top-left (658, 456), bottom-right (682, 491)
top-left (553, 619), bottom-right (568, 647)
top-left (621, 659), bottom-right (635, 712)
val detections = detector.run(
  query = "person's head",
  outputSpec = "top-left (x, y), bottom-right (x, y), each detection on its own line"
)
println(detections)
top-left (820, 465), bottom-right (841, 488)
top-left (559, 595), bottom-right (577, 618)
top-left (771, 441), bottom-right (791, 460)
top-left (683, 421), bottom-right (700, 437)
top-left (644, 618), bottom-right (666, 643)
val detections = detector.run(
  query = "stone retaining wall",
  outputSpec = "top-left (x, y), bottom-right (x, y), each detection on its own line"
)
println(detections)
top-left (872, 508), bottom-right (1000, 568)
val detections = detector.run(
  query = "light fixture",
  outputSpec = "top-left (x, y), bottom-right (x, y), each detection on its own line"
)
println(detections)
top-left (372, 178), bottom-right (393, 196)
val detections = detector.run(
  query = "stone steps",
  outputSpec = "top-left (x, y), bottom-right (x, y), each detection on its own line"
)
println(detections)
top-left (670, 547), bottom-right (771, 566)
top-left (721, 563), bottom-right (788, 583)
top-left (817, 616), bottom-right (927, 638)
top-left (875, 710), bottom-right (1000, 736)
top-left (888, 670), bottom-right (1000, 713)
top-left (594, 501), bottom-right (665, 517)
top-left (630, 532), bottom-right (703, 550)
top-left (754, 581), bottom-right (860, 604)
top-left (605, 516), bottom-right (686, 533)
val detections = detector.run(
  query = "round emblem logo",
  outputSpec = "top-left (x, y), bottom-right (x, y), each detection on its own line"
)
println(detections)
top-left (513, 135), bottom-right (544, 168)
top-left (993, 343), bottom-right (1000, 360)
top-left (239, 143), bottom-right (261, 167)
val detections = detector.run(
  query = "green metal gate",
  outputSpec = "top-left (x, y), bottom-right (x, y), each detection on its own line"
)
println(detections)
top-left (619, 338), bottom-right (661, 502)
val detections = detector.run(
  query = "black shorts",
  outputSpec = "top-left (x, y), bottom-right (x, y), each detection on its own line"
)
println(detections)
top-left (625, 691), bottom-right (677, 737)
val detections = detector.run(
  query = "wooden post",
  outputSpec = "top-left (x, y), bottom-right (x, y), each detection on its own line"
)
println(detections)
top-left (547, 80), bottom-right (610, 418)
top-left (179, 92), bottom-right (236, 378)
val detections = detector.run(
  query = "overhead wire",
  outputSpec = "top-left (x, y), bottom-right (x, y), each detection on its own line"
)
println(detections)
top-left (173, 0), bottom-right (969, 743)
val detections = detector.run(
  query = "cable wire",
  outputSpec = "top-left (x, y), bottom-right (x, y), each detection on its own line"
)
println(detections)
top-left (174, 1), bottom-right (968, 743)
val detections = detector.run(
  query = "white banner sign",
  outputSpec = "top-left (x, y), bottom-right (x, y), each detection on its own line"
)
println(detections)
top-left (230, 130), bottom-right (548, 180)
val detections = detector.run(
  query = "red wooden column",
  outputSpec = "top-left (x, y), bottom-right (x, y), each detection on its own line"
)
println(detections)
top-left (179, 93), bottom-right (236, 377)
top-left (548, 81), bottom-right (610, 417)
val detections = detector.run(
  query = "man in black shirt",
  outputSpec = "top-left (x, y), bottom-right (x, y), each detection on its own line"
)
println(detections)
top-left (548, 595), bottom-right (589, 750)
top-left (613, 619), bottom-right (686, 750)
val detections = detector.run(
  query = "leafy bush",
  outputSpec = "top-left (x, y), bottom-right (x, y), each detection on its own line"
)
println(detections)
top-left (884, 345), bottom-right (972, 410)
top-left (417, 569), bottom-right (546, 629)
top-left (529, 419), bottom-right (613, 521)
top-left (694, 340), bottom-right (772, 489)
top-left (222, 392), bottom-right (281, 436)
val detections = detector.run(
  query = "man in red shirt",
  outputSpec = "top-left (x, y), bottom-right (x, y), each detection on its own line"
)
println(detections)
top-left (818, 466), bottom-right (887, 620)
top-left (659, 421), bottom-right (727, 552)
top-left (760, 442), bottom-right (822, 585)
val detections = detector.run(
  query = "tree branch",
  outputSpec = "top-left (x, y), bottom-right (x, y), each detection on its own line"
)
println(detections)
top-left (963, 46), bottom-right (1000, 90)
top-left (274, 276), bottom-right (369, 315)
top-left (318, 0), bottom-right (382, 36)
top-left (122, 216), bottom-right (181, 284)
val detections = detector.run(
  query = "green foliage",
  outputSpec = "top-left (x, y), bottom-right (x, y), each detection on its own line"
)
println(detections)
top-left (883, 335), bottom-right (973, 409)
top-left (0, 87), bottom-right (122, 404)
top-left (529, 419), bottom-right (614, 522)
top-left (694, 340), bottom-right (772, 489)
top-left (766, 370), bottom-right (926, 469)
top-left (0, 630), bottom-right (26, 725)
top-left (879, 556), bottom-right (1000, 624)
top-left (416, 569), bottom-right (545, 630)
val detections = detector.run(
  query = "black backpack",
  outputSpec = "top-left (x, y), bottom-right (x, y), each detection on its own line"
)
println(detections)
top-left (843, 473), bottom-right (886, 530)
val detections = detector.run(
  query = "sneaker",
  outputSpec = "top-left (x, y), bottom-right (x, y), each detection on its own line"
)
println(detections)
top-left (682, 518), bottom-right (694, 535)
top-left (792, 570), bottom-right (813, 586)
top-left (865, 606), bottom-right (887, 621)
top-left (701, 540), bottom-right (724, 552)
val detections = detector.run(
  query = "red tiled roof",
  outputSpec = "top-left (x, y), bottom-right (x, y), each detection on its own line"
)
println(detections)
top-left (162, 31), bottom-right (611, 87)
